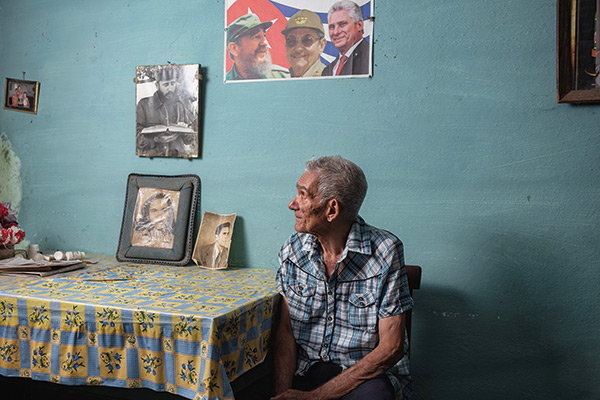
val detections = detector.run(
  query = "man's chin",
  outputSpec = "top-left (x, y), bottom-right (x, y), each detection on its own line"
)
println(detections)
top-left (254, 54), bottom-right (269, 64)
top-left (294, 223), bottom-right (307, 233)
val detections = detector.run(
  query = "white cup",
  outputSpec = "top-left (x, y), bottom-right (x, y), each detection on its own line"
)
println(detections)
top-left (27, 244), bottom-right (40, 259)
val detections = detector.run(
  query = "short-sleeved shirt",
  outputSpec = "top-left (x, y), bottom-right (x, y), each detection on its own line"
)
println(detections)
top-left (276, 216), bottom-right (413, 397)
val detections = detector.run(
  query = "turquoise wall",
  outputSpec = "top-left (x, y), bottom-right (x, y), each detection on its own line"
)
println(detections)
top-left (1, 1), bottom-right (599, 399)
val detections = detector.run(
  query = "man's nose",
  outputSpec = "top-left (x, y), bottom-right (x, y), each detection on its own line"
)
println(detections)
top-left (288, 198), bottom-right (298, 210)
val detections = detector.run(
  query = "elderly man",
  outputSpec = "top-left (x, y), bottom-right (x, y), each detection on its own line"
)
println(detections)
top-left (322, 1), bottom-right (370, 76)
top-left (226, 13), bottom-right (289, 80)
top-left (273, 156), bottom-right (413, 400)
top-left (282, 9), bottom-right (327, 78)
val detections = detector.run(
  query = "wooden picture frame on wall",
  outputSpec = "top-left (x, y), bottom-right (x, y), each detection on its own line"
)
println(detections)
top-left (557, 0), bottom-right (600, 103)
top-left (4, 78), bottom-right (40, 114)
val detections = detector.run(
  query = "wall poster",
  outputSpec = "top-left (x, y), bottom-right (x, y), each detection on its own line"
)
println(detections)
top-left (224, 0), bottom-right (373, 82)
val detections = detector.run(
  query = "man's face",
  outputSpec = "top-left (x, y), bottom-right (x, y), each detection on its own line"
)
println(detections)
top-left (216, 227), bottom-right (231, 247)
top-left (288, 170), bottom-right (328, 235)
top-left (235, 28), bottom-right (270, 66)
top-left (285, 28), bottom-right (326, 76)
top-left (16, 86), bottom-right (22, 95)
top-left (328, 9), bottom-right (363, 54)
top-left (156, 79), bottom-right (178, 99)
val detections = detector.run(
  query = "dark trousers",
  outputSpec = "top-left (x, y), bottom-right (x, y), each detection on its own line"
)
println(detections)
top-left (292, 362), bottom-right (395, 400)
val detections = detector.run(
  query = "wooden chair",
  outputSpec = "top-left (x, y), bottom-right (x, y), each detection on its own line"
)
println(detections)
top-left (405, 264), bottom-right (422, 354)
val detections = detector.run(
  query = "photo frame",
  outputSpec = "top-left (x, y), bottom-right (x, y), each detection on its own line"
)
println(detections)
top-left (557, 0), bottom-right (600, 103)
top-left (135, 64), bottom-right (201, 158)
top-left (192, 212), bottom-right (237, 269)
top-left (116, 174), bottom-right (200, 266)
top-left (4, 78), bottom-right (40, 114)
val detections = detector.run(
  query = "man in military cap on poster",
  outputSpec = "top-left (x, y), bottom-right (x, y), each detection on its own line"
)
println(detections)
top-left (282, 9), bottom-right (327, 78)
top-left (226, 13), bottom-right (289, 80)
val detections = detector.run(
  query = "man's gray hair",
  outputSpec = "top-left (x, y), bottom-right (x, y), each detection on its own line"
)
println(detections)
top-left (305, 155), bottom-right (368, 221)
top-left (328, 0), bottom-right (363, 23)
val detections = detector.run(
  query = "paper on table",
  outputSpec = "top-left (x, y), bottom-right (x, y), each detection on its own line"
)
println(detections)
top-left (0, 263), bottom-right (85, 277)
top-left (0, 256), bottom-right (84, 271)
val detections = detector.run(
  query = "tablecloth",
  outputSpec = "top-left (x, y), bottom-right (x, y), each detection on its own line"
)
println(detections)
top-left (0, 254), bottom-right (279, 400)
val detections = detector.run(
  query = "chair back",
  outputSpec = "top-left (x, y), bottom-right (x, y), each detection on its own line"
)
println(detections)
top-left (405, 264), bottom-right (422, 354)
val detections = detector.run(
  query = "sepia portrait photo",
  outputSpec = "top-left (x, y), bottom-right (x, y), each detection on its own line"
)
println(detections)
top-left (135, 64), bottom-right (201, 158)
top-left (131, 187), bottom-right (180, 249)
top-left (192, 212), bottom-right (236, 269)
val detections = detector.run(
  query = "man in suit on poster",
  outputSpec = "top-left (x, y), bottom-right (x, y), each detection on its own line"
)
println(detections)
top-left (322, 1), bottom-right (370, 77)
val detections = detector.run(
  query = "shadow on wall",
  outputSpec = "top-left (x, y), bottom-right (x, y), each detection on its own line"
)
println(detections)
top-left (409, 231), bottom-right (598, 400)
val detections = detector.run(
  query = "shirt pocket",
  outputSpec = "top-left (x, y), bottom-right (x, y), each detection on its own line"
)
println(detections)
top-left (348, 292), bottom-right (377, 330)
top-left (287, 282), bottom-right (317, 322)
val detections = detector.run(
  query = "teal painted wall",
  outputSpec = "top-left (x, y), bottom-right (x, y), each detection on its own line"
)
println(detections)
top-left (1, 1), bottom-right (599, 398)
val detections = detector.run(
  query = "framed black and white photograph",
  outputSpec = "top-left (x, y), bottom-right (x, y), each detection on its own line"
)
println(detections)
top-left (116, 174), bottom-right (200, 266)
top-left (192, 212), bottom-right (236, 269)
top-left (135, 64), bottom-right (201, 157)
top-left (4, 78), bottom-right (40, 114)
top-left (557, 0), bottom-right (600, 103)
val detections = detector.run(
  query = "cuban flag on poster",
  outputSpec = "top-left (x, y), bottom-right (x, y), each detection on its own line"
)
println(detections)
top-left (224, 0), bottom-right (373, 82)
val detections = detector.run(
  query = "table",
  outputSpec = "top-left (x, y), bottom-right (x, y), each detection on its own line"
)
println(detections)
top-left (0, 254), bottom-right (279, 400)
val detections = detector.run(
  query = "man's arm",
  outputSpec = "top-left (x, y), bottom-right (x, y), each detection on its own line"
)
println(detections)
top-left (271, 312), bottom-right (406, 400)
top-left (273, 296), bottom-right (297, 396)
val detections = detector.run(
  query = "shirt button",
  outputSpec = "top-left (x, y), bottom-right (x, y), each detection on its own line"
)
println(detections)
top-left (327, 316), bottom-right (333, 322)
top-left (323, 343), bottom-right (328, 348)
top-left (328, 290), bottom-right (332, 295)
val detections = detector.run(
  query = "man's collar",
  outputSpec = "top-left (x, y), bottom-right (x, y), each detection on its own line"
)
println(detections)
top-left (300, 215), bottom-right (370, 257)
top-left (342, 38), bottom-right (364, 58)
top-left (344, 215), bottom-right (371, 256)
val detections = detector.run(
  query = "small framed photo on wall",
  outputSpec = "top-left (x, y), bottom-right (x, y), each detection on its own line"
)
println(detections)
top-left (4, 78), bottom-right (40, 114)
top-left (135, 64), bottom-right (201, 158)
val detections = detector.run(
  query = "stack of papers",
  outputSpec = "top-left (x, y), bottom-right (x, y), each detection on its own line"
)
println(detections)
top-left (0, 256), bottom-right (85, 277)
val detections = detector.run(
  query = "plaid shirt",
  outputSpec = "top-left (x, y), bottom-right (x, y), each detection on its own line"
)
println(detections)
top-left (276, 216), bottom-right (413, 398)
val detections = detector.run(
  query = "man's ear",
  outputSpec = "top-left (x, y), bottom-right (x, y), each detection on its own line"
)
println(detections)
top-left (228, 42), bottom-right (239, 59)
top-left (326, 199), bottom-right (340, 223)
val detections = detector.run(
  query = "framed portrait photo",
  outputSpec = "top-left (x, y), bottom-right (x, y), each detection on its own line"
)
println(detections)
top-left (557, 0), bottom-right (600, 103)
top-left (4, 78), bottom-right (40, 114)
top-left (116, 174), bottom-right (200, 266)
top-left (135, 64), bottom-right (201, 158)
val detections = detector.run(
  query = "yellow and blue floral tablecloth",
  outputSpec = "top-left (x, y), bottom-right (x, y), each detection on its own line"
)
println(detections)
top-left (0, 254), bottom-right (279, 400)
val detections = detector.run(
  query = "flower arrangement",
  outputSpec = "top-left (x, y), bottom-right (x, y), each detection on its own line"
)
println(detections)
top-left (0, 203), bottom-right (25, 248)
